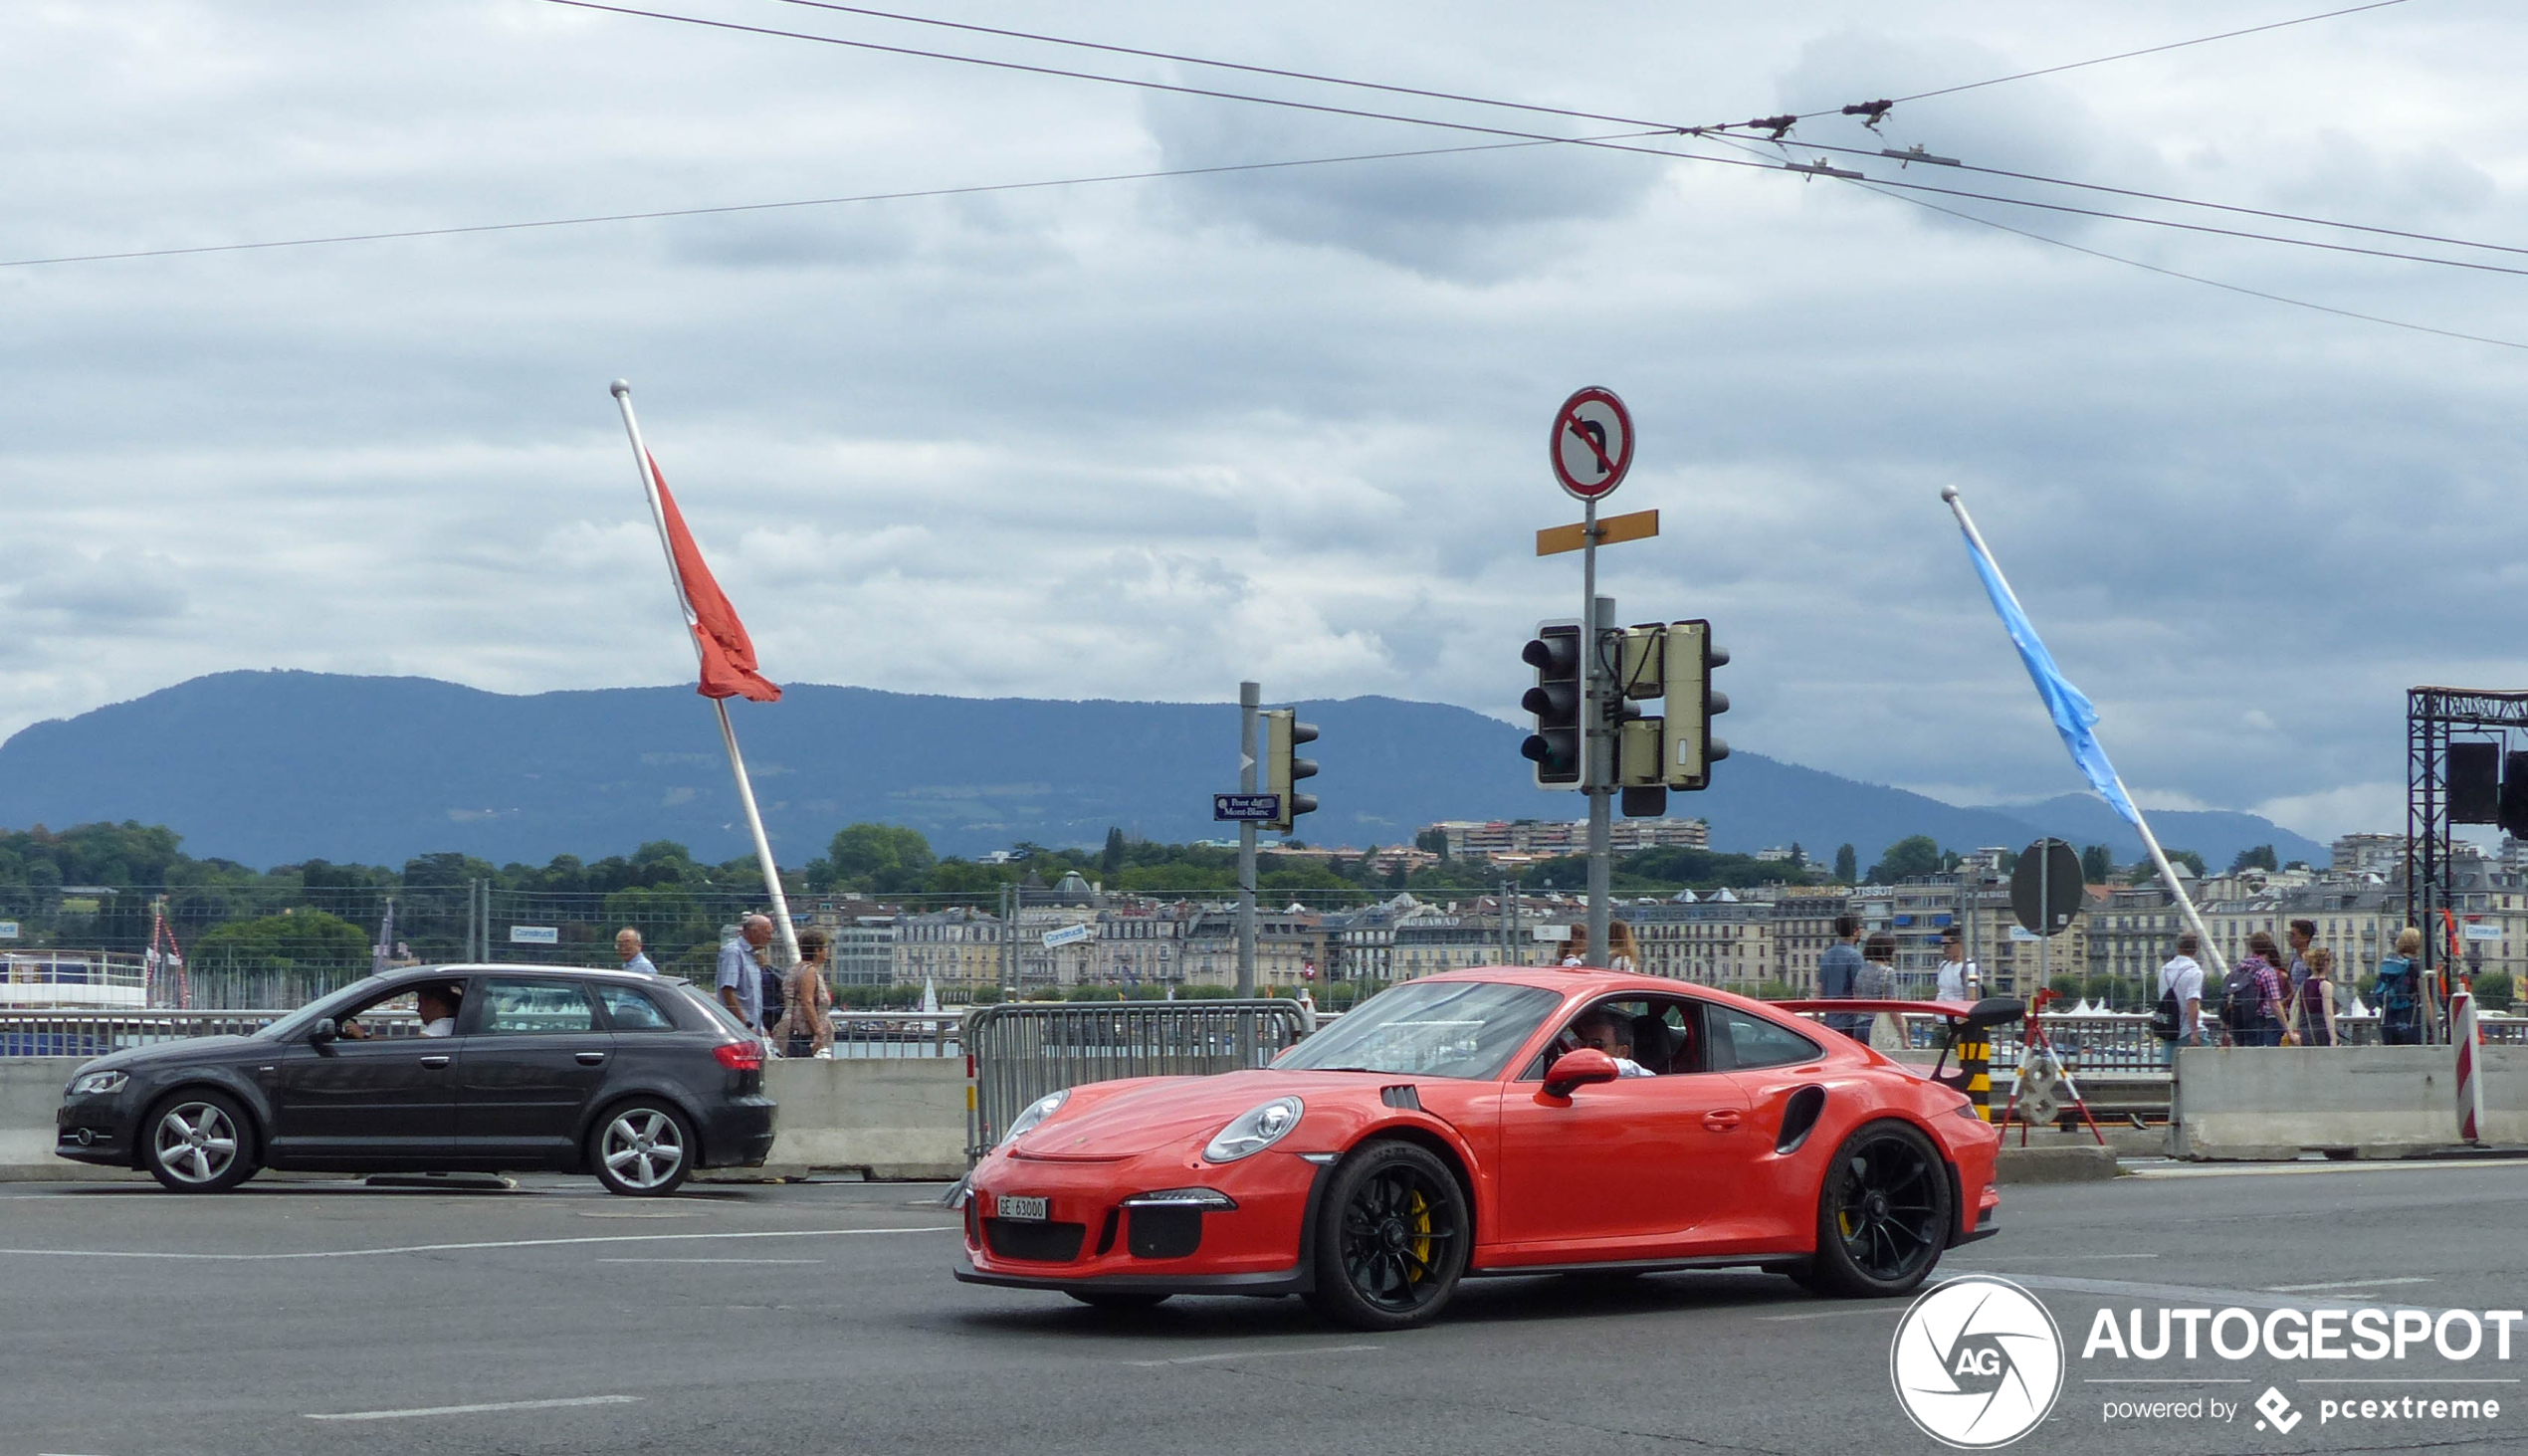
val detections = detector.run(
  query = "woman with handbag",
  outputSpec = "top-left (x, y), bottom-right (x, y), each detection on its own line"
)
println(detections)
top-left (774, 928), bottom-right (836, 1060)
top-left (2285, 945), bottom-right (2338, 1046)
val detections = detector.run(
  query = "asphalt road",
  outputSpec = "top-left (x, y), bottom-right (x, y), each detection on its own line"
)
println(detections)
top-left (9, 1158), bottom-right (2528, 1455)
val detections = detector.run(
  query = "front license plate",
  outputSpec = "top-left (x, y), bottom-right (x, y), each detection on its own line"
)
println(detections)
top-left (996, 1194), bottom-right (1050, 1222)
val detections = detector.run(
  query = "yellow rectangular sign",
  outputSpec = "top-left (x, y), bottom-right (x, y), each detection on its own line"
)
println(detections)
top-left (1537, 508), bottom-right (1658, 556)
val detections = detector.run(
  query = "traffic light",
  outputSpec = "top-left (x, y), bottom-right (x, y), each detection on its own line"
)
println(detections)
top-left (1660, 619), bottom-right (1729, 790)
top-left (1520, 622), bottom-right (1583, 787)
top-left (1615, 625), bottom-right (1669, 818)
top-left (1264, 708), bottom-right (1319, 832)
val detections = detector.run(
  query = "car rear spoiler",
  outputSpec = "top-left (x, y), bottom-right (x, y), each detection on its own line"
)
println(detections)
top-left (1771, 996), bottom-right (2025, 1092)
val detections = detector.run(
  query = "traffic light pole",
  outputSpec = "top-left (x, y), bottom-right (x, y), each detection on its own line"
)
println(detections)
top-left (1237, 680), bottom-right (1258, 999)
top-left (1581, 500), bottom-right (1611, 963)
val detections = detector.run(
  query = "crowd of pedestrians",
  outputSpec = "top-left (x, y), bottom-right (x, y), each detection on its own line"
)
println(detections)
top-left (606, 915), bottom-right (839, 1059)
top-left (2156, 922), bottom-right (2429, 1048)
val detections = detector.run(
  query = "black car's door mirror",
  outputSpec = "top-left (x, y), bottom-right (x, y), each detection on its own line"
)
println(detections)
top-left (307, 1018), bottom-right (339, 1053)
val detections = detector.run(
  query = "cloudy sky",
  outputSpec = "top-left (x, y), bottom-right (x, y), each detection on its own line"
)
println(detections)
top-left (5, 0), bottom-right (2523, 843)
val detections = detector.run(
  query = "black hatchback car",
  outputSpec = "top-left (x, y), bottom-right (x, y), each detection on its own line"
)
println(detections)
top-left (54, 963), bottom-right (775, 1195)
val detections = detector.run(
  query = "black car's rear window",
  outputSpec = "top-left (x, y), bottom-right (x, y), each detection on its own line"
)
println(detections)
top-left (596, 983), bottom-right (677, 1031)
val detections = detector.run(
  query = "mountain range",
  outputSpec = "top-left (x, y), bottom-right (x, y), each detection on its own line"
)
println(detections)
top-left (0, 671), bottom-right (2328, 873)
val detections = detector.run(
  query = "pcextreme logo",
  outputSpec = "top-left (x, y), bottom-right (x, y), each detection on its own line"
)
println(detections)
top-left (1890, 1276), bottom-right (2066, 1449)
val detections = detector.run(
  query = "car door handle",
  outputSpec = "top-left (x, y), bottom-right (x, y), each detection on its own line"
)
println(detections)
top-left (1702, 1110), bottom-right (1742, 1132)
top-left (576, 1051), bottom-right (608, 1065)
top-left (418, 1055), bottom-right (451, 1069)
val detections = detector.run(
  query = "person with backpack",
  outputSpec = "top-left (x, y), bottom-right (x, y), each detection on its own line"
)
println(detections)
top-left (2375, 927), bottom-right (2424, 1045)
top-left (2221, 931), bottom-right (2288, 1047)
top-left (2154, 933), bottom-right (2207, 1046)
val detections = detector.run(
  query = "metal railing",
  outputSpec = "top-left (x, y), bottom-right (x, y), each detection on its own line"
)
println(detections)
top-left (962, 999), bottom-right (1313, 1161)
top-left (0, 1009), bottom-right (423, 1058)
top-left (818, 1012), bottom-right (963, 1058)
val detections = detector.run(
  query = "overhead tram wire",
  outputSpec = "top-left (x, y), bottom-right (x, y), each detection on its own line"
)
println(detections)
top-left (554, 0), bottom-right (2528, 283)
top-left (1689, 128), bottom-right (2528, 354)
top-left (758, 0), bottom-right (2521, 265)
top-left (0, 132), bottom-right (1661, 269)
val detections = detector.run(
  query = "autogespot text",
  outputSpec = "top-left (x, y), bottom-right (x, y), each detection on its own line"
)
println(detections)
top-left (2085, 1306), bottom-right (2515, 1428)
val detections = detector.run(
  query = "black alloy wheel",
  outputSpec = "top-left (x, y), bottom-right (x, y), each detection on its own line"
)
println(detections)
top-left (1799, 1120), bottom-right (1952, 1298)
top-left (1305, 1141), bottom-right (1469, 1331)
top-left (143, 1090), bottom-right (259, 1193)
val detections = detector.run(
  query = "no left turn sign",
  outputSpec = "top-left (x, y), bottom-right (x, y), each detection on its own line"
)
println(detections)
top-left (1550, 386), bottom-right (1634, 502)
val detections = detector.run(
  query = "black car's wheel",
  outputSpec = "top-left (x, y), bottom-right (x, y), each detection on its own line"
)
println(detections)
top-left (591, 1101), bottom-right (695, 1196)
top-left (1067, 1290), bottom-right (1171, 1311)
top-left (143, 1091), bottom-right (257, 1193)
top-left (1800, 1120), bottom-right (1952, 1298)
top-left (1303, 1140), bottom-right (1468, 1331)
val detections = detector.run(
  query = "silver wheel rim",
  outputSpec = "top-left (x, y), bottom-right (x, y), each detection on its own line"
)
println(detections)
top-left (601, 1109), bottom-right (685, 1190)
top-left (154, 1102), bottom-right (239, 1184)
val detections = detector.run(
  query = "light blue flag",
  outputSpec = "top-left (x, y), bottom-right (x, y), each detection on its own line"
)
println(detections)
top-left (1954, 520), bottom-right (2141, 827)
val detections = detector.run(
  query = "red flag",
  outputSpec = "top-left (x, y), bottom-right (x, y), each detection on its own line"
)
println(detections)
top-left (647, 452), bottom-right (780, 703)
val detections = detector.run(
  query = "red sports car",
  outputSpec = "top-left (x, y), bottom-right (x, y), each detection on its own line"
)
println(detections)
top-left (954, 967), bottom-right (2006, 1329)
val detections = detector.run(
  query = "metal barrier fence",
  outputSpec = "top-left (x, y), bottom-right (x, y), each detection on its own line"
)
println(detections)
top-left (0, 1009), bottom-right (420, 1058)
top-left (962, 999), bottom-right (1313, 1161)
top-left (821, 1012), bottom-right (962, 1058)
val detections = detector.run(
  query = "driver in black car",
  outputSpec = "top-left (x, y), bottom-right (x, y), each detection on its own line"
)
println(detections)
top-left (340, 983), bottom-right (462, 1040)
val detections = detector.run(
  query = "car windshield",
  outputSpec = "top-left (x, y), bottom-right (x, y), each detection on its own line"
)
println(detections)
top-left (254, 975), bottom-right (393, 1040)
top-left (1275, 980), bottom-right (1565, 1080)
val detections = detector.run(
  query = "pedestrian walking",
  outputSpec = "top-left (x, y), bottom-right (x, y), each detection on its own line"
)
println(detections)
top-left (2289, 944), bottom-right (2338, 1046)
top-left (615, 928), bottom-right (657, 977)
top-left (1935, 925), bottom-right (1982, 1003)
top-left (2375, 928), bottom-right (2424, 1045)
top-left (717, 915), bottom-right (775, 1035)
top-left (1818, 914), bottom-right (1868, 1041)
top-left (2155, 933), bottom-right (2208, 1047)
top-left (2220, 931), bottom-right (2288, 1046)
top-left (775, 928), bottom-right (836, 1060)
top-left (2287, 919), bottom-right (2318, 994)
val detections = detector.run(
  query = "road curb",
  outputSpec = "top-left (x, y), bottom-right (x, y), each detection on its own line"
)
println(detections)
top-left (1996, 1144), bottom-right (2119, 1183)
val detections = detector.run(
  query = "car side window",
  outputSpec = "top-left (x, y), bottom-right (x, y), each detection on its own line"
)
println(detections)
top-left (1713, 1006), bottom-right (1823, 1072)
top-left (478, 979), bottom-right (600, 1035)
top-left (596, 984), bottom-right (676, 1032)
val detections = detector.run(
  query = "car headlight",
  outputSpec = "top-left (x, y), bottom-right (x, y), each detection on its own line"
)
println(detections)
top-left (1000, 1089), bottom-right (1069, 1146)
top-left (1202, 1096), bottom-right (1304, 1163)
top-left (69, 1070), bottom-right (128, 1097)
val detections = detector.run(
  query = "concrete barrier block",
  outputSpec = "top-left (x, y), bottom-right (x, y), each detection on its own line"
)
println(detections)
top-left (2172, 1046), bottom-right (2462, 1160)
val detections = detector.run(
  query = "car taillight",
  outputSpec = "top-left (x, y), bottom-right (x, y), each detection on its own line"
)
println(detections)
top-left (714, 1042), bottom-right (762, 1072)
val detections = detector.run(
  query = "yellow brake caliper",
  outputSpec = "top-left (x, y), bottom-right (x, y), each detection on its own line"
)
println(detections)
top-left (1405, 1188), bottom-right (1434, 1281)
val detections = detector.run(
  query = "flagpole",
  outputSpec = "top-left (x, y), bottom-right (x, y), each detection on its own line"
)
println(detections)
top-left (609, 380), bottom-right (802, 971)
top-left (1941, 486), bottom-right (2229, 981)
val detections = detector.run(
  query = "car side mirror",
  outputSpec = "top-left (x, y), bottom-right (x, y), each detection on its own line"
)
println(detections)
top-left (1544, 1047), bottom-right (1618, 1099)
top-left (308, 1018), bottom-right (338, 1053)
top-left (1961, 998), bottom-right (2025, 1035)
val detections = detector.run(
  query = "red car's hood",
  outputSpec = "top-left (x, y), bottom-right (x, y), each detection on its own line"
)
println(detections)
top-left (1011, 1069), bottom-right (1391, 1160)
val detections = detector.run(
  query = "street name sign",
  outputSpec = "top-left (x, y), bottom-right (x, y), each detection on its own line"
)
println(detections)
top-left (1537, 507), bottom-right (1658, 557)
top-left (508, 926), bottom-right (559, 945)
top-left (1213, 793), bottom-right (1282, 822)
top-left (1550, 385), bottom-right (1634, 501)
top-left (0, 921), bottom-right (16, 939)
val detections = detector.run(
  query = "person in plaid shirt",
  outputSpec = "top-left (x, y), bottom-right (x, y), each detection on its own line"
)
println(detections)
top-left (2226, 931), bottom-right (2289, 1046)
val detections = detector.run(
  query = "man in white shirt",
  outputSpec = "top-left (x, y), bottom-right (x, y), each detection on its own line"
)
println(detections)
top-left (616, 928), bottom-right (658, 977)
top-left (1935, 926), bottom-right (1982, 1003)
top-left (1569, 1010), bottom-right (1656, 1078)
top-left (2159, 934), bottom-right (2206, 1045)
top-left (415, 985), bottom-right (461, 1038)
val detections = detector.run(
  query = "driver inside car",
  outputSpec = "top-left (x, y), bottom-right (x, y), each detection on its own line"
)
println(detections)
top-left (1567, 1009), bottom-right (1656, 1078)
top-left (339, 984), bottom-right (462, 1040)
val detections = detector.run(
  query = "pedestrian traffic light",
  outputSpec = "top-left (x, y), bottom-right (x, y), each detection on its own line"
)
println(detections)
top-left (1264, 708), bottom-right (1318, 832)
top-left (1520, 622), bottom-right (1582, 787)
top-left (1660, 619), bottom-right (1729, 790)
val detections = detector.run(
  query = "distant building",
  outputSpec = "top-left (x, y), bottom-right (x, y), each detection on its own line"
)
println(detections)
top-left (2332, 832), bottom-right (2406, 878)
top-left (1422, 817), bottom-right (1707, 860)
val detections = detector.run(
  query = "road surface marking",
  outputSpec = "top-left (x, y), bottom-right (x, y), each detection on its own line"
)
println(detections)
top-left (2083, 1378), bottom-right (2250, 1384)
top-left (2299, 1378), bottom-right (2520, 1384)
top-left (309, 1395), bottom-right (642, 1421)
top-left (0, 1226), bottom-right (953, 1260)
top-left (1969, 1252), bottom-right (2160, 1263)
top-left (2127, 1157), bottom-right (2528, 1179)
top-left (1982, 1272), bottom-right (2451, 1317)
top-left (1125, 1344), bottom-right (1380, 1367)
top-left (2266, 1277), bottom-right (2436, 1292)
top-left (1758, 1306), bottom-right (1907, 1323)
top-left (595, 1257), bottom-right (824, 1264)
